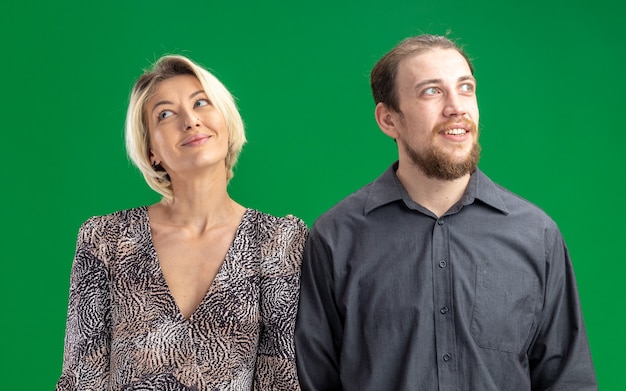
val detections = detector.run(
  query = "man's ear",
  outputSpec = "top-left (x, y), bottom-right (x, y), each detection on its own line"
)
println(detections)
top-left (375, 102), bottom-right (399, 139)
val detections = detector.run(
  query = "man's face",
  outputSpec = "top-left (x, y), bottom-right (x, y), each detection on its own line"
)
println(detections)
top-left (391, 48), bottom-right (480, 180)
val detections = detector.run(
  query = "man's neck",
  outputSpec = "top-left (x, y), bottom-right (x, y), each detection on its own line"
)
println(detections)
top-left (395, 163), bottom-right (471, 218)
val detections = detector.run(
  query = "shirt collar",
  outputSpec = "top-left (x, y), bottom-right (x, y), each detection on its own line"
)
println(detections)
top-left (363, 162), bottom-right (405, 215)
top-left (364, 162), bottom-right (509, 216)
top-left (462, 169), bottom-right (509, 215)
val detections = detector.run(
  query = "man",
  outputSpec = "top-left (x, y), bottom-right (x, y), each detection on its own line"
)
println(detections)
top-left (295, 35), bottom-right (596, 390)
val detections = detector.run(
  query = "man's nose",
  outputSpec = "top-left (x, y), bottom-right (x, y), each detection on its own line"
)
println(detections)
top-left (443, 93), bottom-right (467, 117)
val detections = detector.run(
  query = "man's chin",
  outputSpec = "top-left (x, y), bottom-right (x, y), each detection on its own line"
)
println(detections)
top-left (418, 154), bottom-right (479, 181)
top-left (403, 141), bottom-right (481, 181)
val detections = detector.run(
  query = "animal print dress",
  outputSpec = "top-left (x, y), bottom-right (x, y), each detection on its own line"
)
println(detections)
top-left (56, 207), bottom-right (308, 390)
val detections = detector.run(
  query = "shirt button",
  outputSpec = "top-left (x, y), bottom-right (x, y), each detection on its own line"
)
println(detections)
top-left (437, 219), bottom-right (444, 226)
top-left (443, 354), bottom-right (451, 362)
top-left (440, 306), bottom-right (449, 314)
top-left (438, 260), bottom-right (447, 268)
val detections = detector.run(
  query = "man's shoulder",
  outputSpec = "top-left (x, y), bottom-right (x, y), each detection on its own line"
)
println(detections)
top-left (315, 164), bottom-right (400, 229)
top-left (313, 182), bottom-right (375, 232)
top-left (480, 172), bottom-right (558, 228)
top-left (323, 182), bottom-right (374, 216)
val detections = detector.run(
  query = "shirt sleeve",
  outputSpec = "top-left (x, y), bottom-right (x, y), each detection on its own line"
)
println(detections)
top-left (56, 219), bottom-right (111, 390)
top-left (528, 227), bottom-right (597, 390)
top-left (254, 216), bottom-right (308, 391)
top-left (295, 230), bottom-right (344, 391)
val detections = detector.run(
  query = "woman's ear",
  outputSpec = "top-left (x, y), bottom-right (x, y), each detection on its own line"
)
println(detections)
top-left (149, 149), bottom-right (161, 166)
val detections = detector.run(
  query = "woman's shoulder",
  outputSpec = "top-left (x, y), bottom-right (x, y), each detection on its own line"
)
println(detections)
top-left (243, 210), bottom-right (308, 274)
top-left (77, 206), bottom-right (148, 242)
top-left (244, 209), bottom-right (308, 239)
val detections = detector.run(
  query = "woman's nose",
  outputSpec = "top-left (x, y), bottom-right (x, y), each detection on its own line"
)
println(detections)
top-left (182, 112), bottom-right (201, 131)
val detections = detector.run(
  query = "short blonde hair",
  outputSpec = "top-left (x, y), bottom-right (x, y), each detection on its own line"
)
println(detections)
top-left (125, 55), bottom-right (246, 202)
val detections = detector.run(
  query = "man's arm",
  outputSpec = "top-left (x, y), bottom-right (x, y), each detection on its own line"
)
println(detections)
top-left (295, 232), bottom-right (343, 391)
top-left (528, 228), bottom-right (597, 390)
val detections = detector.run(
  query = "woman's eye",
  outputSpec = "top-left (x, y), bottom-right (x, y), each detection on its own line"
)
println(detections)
top-left (158, 110), bottom-right (173, 120)
top-left (194, 98), bottom-right (209, 108)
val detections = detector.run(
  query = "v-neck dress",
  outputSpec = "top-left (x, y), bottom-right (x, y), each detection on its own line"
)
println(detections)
top-left (56, 207), bottom-right (308, 390)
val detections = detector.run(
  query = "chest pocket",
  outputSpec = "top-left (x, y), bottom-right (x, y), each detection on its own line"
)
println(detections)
top-left (470, 265), bottom-right (538, 353)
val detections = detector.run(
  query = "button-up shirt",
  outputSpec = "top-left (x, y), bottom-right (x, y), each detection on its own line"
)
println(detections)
top-left (295, 162), bottom-right (596, 390)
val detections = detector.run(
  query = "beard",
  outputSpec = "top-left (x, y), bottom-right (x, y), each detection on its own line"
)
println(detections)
top-left (402, 118), bottom-right (481, 181)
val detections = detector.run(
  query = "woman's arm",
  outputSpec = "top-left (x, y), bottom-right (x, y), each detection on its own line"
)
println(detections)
top-left (56, 219), bottom-right (111, 390)
top-left (254, 216), bottom-right (308, 390)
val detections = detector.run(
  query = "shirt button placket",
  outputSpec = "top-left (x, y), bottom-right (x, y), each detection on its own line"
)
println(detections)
top-left (432, 216), bottom-right (458, 390)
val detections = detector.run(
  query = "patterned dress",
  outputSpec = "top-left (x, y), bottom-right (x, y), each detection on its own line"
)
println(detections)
top-left (56, 207), bottom-right (308, 390)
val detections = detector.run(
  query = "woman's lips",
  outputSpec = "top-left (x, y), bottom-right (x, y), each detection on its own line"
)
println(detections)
top-left (181, 134), bottom-right (210, 146)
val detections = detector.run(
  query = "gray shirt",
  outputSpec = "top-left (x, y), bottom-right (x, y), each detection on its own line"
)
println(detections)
top-left (295, 162), bottom-right (596, 391)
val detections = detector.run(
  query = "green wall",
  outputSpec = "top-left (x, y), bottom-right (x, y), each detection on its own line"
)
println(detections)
top-left (2, 0), bottom-right (623, 388)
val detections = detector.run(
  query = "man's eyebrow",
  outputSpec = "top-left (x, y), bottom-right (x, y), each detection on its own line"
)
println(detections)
top-left (413, 75), bottom-right (476, 91)
top-left (413, 78), bottom-right (442, 90)
top-left (150, 90), bottom-right (206, 114)
top-left (458, 75), bottom-right (476, 83)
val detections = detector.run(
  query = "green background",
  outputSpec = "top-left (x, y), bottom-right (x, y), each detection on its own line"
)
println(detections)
top-left (2, 0), bottom-right (623, 388)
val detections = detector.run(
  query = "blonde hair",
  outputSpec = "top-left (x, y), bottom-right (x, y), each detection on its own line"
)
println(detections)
top-left (125, 55), bottom-right (246, 202)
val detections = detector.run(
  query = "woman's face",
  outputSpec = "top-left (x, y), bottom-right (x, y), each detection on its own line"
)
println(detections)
top-left (145, 74), bottom-right (229, 182)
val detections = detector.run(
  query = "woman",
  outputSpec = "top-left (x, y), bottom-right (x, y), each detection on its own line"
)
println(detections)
top-left (56, 55), bottom-right (308, 390)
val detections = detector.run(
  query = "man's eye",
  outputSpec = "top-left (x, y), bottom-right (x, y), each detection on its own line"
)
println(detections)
top-left (423, 87), bottom-right (440, 96)
top-left (194, 98), bottom-right (209, 108)
top-left (459, 83), bottom-right (474, 93)
top-left (158, 110), bottom-right (173, 120)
